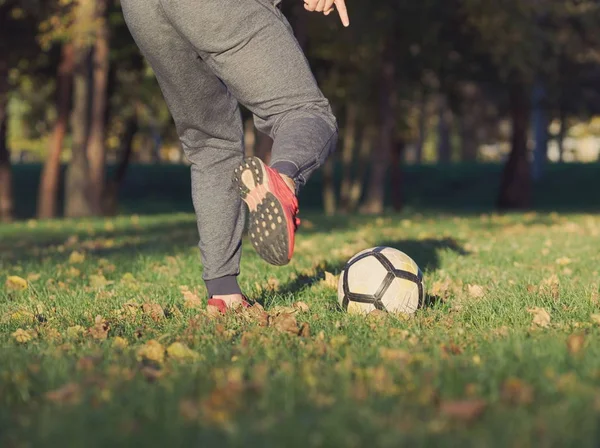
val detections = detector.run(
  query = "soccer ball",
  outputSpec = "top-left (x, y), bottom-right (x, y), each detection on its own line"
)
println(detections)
top-left (338, 247), bottom-right (425, 315)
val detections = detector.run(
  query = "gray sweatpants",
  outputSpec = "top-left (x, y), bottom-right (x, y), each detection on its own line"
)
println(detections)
top-left (121, 0), bottom-right (338, 296)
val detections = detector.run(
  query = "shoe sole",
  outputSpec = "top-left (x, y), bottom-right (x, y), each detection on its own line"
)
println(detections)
top-left (234, 157), bottom-right (291, 266)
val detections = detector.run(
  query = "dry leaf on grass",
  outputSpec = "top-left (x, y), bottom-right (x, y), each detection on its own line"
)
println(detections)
top-left (27, 273), bottom-right (41, 282)
top-left (501, 378), bottom-right (534, 405)
top-left (12, 328), bottom-right (35, 344)
top-left (270, 313), bottom-right (299, 335)
top-left (5, 276), bottom-right (28, 291)
top-left (467, 285), bottom-right (485, 299)
top-left (66, 325), bottom-right (85, 338)
top-left (45, 383), bottom-right (82, 405)
top-left (293, 301), bottom-right (310, 312)
top-left (167, 342), bottom-right (200, 362)
top-left (182, 288), bottom-right (203, 310)
top-left (567, 333), bottom-right (586, 355)
top-left (136, 340), bottom-right (165, 364)
top-left (88, 316), bottom-right (110, 340)
top-left (591, 314), bottom-right (600, 325)
top-left (113, 337), bottom-right (129, 350)
top-left (68, 251), bottom-right (85, 264)
top-left (142, 303), bottom-right (165, 322)
top-left (205, 305), bottom-right (222, 319)
top-left (439, 399), bottom-right (487, 422)
top-left (243, 303), bottom-right (269, 327)
top-left (527, 307), bottom-right (551, 328)
top-left (89, 274), bottom-right (110, 289)
top-left (367, 309), bottom-right (387, 322)
top-left (298, 322), bottom-right (311, 338)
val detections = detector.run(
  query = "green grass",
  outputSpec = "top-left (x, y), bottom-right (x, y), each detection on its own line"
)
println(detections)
top-left (1, 210), bottom-right (600, 447)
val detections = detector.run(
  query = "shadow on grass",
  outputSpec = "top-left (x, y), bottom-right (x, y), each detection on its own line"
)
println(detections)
top-left (270, 237), bottom-right (468, 311)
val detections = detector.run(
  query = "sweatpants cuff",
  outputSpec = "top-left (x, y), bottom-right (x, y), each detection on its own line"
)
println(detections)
top-left (271, 161), bottom-right (299, 181)
top-left (204, 275), bottom-right (242, 297)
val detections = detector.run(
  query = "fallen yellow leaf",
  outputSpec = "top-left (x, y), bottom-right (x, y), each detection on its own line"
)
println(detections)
top-left (527, 307), bottom-right (551, 328)
top-left (167, 342), bottom-right (200, 362)
top-left (12, 328), bottom-right (34, 343)
top-left (142, 303), bottom-right (165, 322)
top-left (113, 337), bottom-right (129, 350)
top-left (137, 340), bottom-right (165, 364)
top-left (88, 316), bottom-right (110, 340)
top-left (6, 276), bottom-right (28, 291)
top-left (467, 284), bottom-right (485, 299)
top-left (567, 333), bottom-right (586, 355)
top-left (68, 251), bottom-right (85, 264)
top-left (270, 313), bottom-right (299, 335)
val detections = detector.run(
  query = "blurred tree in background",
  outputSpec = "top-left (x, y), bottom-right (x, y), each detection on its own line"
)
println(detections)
top-left (2, 0), bottom-right (600, 221)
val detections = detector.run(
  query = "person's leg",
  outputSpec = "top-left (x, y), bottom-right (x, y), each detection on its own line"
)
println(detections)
top-left (159, 0), bottom-right (338, 264)
top-left (120, 0), bottom-right (246, 299)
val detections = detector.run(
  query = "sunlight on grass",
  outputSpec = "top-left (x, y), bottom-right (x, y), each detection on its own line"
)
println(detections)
top-left (1, 211), bottom-right (600, 446)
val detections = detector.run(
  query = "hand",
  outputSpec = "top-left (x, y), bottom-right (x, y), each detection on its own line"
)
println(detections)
top-left (304, 0), bottom-right (350, 27)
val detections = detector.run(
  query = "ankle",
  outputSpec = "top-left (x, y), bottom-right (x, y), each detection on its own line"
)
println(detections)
top-left (211, 294), bottom-right (244, 307)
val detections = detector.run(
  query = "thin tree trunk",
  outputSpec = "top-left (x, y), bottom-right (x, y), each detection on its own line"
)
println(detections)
top-left (390, 139), bottom-right (405, 211)
top-left (497, 79), bottom-right (532, 210)
top-left (322, 158), bottom-right (336, 216)
top-left (361, 55), bottom-right (396, 215)
top-left (339, 103), bottom-right (358, 213)
top-left (558, 105), bottom-right (567, 163)
top-left (103, 109), bottom-right (138, 215)
top-left (415, 90), bottom-right (428, 164)
top-left (531, 81), bottom-right (548, 181)
top-left (65, 45), bottom-right (93, 218)
top-left (437, 94), bottom-right (452, 164)
top-left (0, 88), bottom-right (12, 223)
top-left (87, 0), bottom-right (110, 214)
top-left (348, 126), bottom-right (375, 212)
top-left (38, 43), bottom-right (75, 219)
top-left (459, 83), bottom-right (479, 162)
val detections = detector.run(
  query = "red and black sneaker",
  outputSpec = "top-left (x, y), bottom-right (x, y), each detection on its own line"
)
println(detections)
top-left (207, 297), bottom-right (251, 314)
top-left (234, 157), bottom-right (299, 266)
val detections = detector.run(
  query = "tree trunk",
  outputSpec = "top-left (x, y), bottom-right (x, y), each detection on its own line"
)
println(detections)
top-left (87, 0), bottom-right (110, 214)
top-left (497, 80), bottom-right (532, 210)
top-left (65, 44), bottom-right (93, 218)
top-left (531, 81), bottom-right (548, 181)
top-left (361, 56), bottom-right (396, 215)
top-left (103, 108), bottom-right (138, 215)
top-left (38, 43), bottom-right (75, 219)
top-left (414, 92), bottom-right (428, 164)
top-left (348, 126), bottom-right (375, 212)
top-left (437, 94), bottom-right (452, 164)
top-left (322, 158), bottom-right (336, 216)
top-left (459, 82), bottom-right (479, 162)
top-left (390, 139), bottom-right (405, 212)
top-left (0, 87), bottom-right (12, 223)
top-left (339, 103), bottom-right (358, 213)
top-left (558, 104), bottom-right (567, 163)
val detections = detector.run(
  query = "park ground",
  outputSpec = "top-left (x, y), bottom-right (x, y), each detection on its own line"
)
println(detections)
top-left (1, 164), bottom-right (600, 447)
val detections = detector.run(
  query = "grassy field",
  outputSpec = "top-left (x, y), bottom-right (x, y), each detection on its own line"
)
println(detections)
top-left (1, 209), bottom-right (600, 447)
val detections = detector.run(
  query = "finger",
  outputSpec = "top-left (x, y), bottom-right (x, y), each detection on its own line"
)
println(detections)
top-left (323, 0), bottom-right (335, 14)
top-left (304, 0), bottom-right (317, 11)
top-left (334, 0), bottom-right (350, 26)
top-left (324, 7), bottom-right (334, 16)
top-left (315, 0), bottom-right (327, 12)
